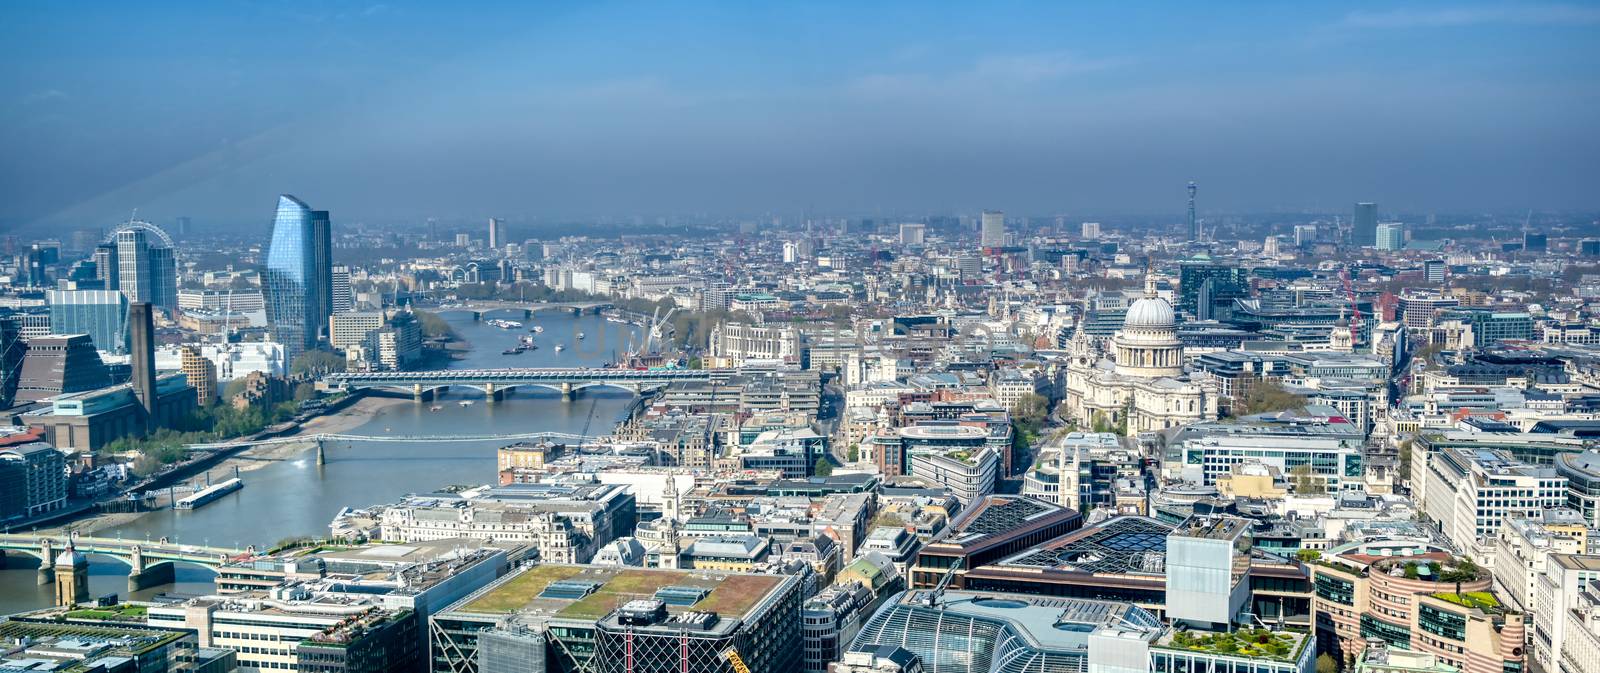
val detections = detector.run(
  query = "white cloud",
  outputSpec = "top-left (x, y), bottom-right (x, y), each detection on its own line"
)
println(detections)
top-left (22, 89), bottom-right (68, 105)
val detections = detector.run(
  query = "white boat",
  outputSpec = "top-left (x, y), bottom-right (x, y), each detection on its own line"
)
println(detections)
top-left (430, 405), bottom-right (442, 411)
top-left (532, 326), bottom-right (544, 333)
top-left (554, 344), bottom-right (565, 352)
top-left (576, 332), bottom-right (586, 340)
top-left (459, 400), bottom-right (475, 407)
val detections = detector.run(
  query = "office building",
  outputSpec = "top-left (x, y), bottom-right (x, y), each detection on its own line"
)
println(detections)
top-left (1178, 261), bottom-right (1249, 320)
top-left (310, 208), bottom-right (333, 341)
top-left (1424, 259), bottom-right (1447, 284)
top-left (1165, 516), bottom-right (1252, 630)
top-left (0, 317), bottom-right (21, 408)
top-left (1294, 223), bottom-right (1317, 247)
top-left (1311, 552), bottom-right (1524, 673)
top-left (488, 217), bottom-right (502, 249)
top-left (0, 616), bottom-right (200, 673)
top-left (264, 194), bottom-right (323, 357)
top-left (1082, 221), bottom-right (1102, 239)
top-left (91, 242), bottom-right (118, 291)
top-left (331, 264), bottom-right (353, 313)
top-left (330, 311), bottom-right (388, 351)
top-left (1397, 292), bottom-right (1460, 331)
top-left (903, 425), bottom-right (999, 504)
top-left (1376, 221), bottom-right (1405, 250)
top-left (908, 495), bottom-right (1083, 590)
top-left (113, 222), bottom-right (177, 311)
top-left (1582, 239), bottom-right (1600, 256)
top-left (850, 589), bottom-right (1314, 673)
top-left (1354, 202), bottom-right (1378, 247)
top-left (429, 562), bottom-right (803, 673)
top-left (898, 222), bottom-right (925, 246)
top-left (155, 341), bottom-right (286, 381)
top-left (1421, 446), bottom-right (1567, 557)
top-left (376, 483), bottom-right (636, 564)
top-left (980, 210), bottom-right (1005, 248)
top-left (130, 302), bottom-right (158, 432)
top-left (180, 345), bottom-right (218, 405)
top-left (1175, 434), bottom-right (1363, 492)
top-left (47, 288), bottom-right (128, 355)
top-left (0, 442), bottom-right (67, 519)
top-left (1524, 231), bottom-right (1548, 252)
top-left (707, 322), bottom-right (804, 367)
top-left (1557, 451), bottom-right (1600, 527)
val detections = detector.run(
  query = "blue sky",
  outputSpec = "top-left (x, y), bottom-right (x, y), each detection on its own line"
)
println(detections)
top-left (2, 1), bottom-right (1597, 229)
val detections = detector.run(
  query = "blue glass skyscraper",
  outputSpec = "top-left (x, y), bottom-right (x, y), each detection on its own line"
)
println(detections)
top-left (265, 195), bottom-right (320, 359)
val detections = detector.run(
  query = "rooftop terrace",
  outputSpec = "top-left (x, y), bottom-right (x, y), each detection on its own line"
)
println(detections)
top-left (449, 563), bottom-right (784, 623)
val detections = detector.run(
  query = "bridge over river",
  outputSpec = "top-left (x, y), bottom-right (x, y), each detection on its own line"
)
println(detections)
top-left (0, 533), bottom-right (252, 591)
top-left (325, 367), bottom-right (733, 401)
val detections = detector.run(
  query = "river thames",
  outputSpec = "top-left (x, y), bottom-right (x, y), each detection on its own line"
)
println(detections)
top-left (0, 309), bottom-right (641, 614)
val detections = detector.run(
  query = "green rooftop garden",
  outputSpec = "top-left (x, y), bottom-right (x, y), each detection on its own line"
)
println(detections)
top-left (62, 605), bottom-right (148, 622)
top-left (460, 564), bottom-right (783, 621)
top-left (1432, 591), bottom-right (1500, 611)
top-left (1161, 629), bottom-right (1304, 662)
top-left (558, 570), bottom-right (693, 620)
top-left (461, 564), bottom-right (586, 613)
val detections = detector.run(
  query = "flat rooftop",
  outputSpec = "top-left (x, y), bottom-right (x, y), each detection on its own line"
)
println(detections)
top-left (445, 563), bottom-right (786, 623)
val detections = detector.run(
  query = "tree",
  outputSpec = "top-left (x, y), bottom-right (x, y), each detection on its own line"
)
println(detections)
top-left (291, 350), bottom-right (346, 377)
top-left (847, 443), bottom-right (860, 463)
top-left (293, 382), bottom-right (318, 402)
top-left (813, 457), bottom-right (834, 477)
top-left (1291, 464), bottom-right (1325, 495)
top-left (1397, 438), bottom-right (1414, 480)
top-left (1442, 558), bottom-right (1481, 596)
top-left (1239, 378), bottom-right (1307, 415)
top-left (1296, 549), bottom-right (1322, 563)
top-left (412, 310), bottom-right (456, 339)
top-left (1316, 653), bottom-right (1339, 673)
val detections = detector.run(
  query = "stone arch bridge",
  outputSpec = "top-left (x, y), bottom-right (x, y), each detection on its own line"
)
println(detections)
top-left (326, 367), bottom-right (734, 402)
top-left (0, 533), bottom-right (252, 591)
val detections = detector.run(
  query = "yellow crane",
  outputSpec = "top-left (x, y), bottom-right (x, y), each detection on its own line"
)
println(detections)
top-left (722, 647), bottom-right (752, 673)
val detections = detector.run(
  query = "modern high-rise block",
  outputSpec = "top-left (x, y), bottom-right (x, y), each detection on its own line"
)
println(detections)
top-left (115, 225), bottom-right (177, 310)
top-left (488, 217), bottom-right (502, 249)
top-left (47, 289), bottom-right (129, 355)
top-left (1081, 221), bottom-right (1101, 239)
top-left (331, 265), bottom-right (353, 313)
top-left (310, 208), bottom-right (333, 342)
top-left (91, 243), bottom-right (118, 292)
top-left (1353, 202), bottom-right (1378, 247)
top-left (979, 210), bottom-right (1005, 248)
top-left (1376, 221), bottom-right (1405, 251)
top-left (0, 317), bottom-right (22, 409)
top-left (265, 195), bottom-right (322, 359)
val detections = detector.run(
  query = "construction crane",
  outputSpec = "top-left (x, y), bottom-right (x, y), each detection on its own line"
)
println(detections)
top-left (722, 647), bottom-right (752, 673)
top-left (922, 557), bottom-right (965, 608)
top-left (1340, 266), bottom-right (1361, 346)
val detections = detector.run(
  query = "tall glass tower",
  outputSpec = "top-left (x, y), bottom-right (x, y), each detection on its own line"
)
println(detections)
top-left (265, 195), bottom-right (320, 359)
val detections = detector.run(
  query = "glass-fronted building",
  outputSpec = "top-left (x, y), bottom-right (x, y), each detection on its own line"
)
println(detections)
top-left (47, 289), bottom-right (129, 355)
top-left (265, 195), bottom-right (319, 358)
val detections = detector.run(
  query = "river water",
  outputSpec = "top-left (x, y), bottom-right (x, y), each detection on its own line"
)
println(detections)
top-left (0, 309), bottom-right (641, 614)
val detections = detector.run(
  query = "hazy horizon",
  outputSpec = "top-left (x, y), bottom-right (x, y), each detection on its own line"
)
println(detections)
top-left (4, 1), bottom-right (1598, 232)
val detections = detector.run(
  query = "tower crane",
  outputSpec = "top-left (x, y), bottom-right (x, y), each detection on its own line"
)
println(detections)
top-left (1340, 267), bottom-right (1361, 346)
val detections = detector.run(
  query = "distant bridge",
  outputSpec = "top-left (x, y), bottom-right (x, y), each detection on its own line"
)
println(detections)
top-left (426, 300), bottom-right (614, 320)
top-left (0, 533), bottom-right (252, 591)
top-left (325, 367), bottom-right (734, 401)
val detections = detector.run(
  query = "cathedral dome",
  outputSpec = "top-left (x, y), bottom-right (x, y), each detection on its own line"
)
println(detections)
top-left (1123, 272), bottom-right (1175, 332)
top-left (1124, 296), bottom-right (1175, 331)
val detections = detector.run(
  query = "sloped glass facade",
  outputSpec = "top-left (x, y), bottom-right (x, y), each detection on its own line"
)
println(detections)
top-left (265, 195), bottom-right (318, 358)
